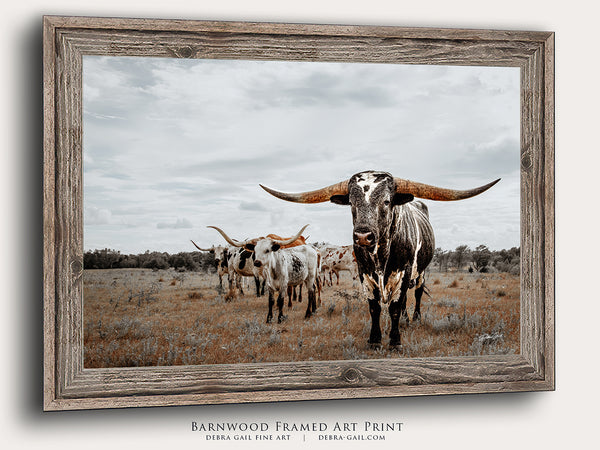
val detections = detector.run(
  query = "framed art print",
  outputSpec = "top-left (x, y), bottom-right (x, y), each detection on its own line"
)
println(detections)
top-left (43, 16), bottom-right (554, 410)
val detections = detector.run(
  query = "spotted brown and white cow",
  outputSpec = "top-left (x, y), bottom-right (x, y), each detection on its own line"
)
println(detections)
top-left (320, 244), bottom-right (358, 287)
top-left (260, 170), bottom-right (499, 346)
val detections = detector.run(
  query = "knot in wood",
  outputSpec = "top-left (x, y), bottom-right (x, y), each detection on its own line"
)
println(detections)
top-left (70, 258), bottom-right (83, 276)
top-left (521, 150), bottom-right (533, 171)
top-left (341, 367), bottom-right (361, 383)
top-left (176, 46), bottom-right (194, 58)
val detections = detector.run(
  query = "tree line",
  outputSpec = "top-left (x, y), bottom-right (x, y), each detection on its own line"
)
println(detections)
top-left (84, 244), bottom-right (520, 275)
top-left (83, 248), bottom-right (216, 272)
top-left (432, 245), bottom-right (520, 275)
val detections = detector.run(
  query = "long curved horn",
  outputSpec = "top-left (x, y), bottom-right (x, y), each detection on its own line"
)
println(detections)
top-left (190, 240), bottom-right (212, 251)
top-left (207, 226), bottom-right (244, 247)
top-left (394, 177), bottom-right (501, 201)
top-left (260, 180), bottom-right (349, 204)
top-left (272, 224), bottom-right (310, 246)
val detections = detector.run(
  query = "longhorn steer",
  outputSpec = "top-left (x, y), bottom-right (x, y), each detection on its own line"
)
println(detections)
top-left (245, 225), bottom-right (319, 323)
top-left (207, 226), bottom-right (307, 302)
top-left (260, 170), bottom-right (499, 346)
top-left (206, 228), bottom-right (262, 298)
top-left (190, 242), bottom-right (230, 288)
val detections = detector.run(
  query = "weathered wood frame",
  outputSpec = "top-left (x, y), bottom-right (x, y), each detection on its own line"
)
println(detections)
top-left (43, 15), bottom-right (554, 411)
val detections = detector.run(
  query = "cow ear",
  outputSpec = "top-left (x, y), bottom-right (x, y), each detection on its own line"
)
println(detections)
top-left (392, 193), bottom-right (414, 206)
top-left (271, 243), bottom-right (281, 252)
top-left (244, 243), bottom-right (255, 251)
top-left (209, 249), bottom-right (215, 254)
top-left (330, 194), bottom-right (350, 205)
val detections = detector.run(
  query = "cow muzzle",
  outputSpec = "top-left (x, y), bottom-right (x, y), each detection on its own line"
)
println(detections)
top-left (353, 229), bottom-right (376, 247)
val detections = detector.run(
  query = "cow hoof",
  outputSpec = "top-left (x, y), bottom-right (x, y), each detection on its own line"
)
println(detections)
top-left (412, 312), bottom-right (421, 322)
top-left (389, 338), bottom-right (402, 348)
top-left (278, 315), bottom-right (287, 323)
top-left (368, 335), bottom-right (382, 347)
top-left (368, 341), bottom-right (382, 349)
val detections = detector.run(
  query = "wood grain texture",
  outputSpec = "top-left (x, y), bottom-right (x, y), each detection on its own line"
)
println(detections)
top-left (42, 16), bottom-right (57, 412)
top-left (543, 33), bottom-right (555, 389)
top-left (56, 355), bottom-right (540, 399)
top-left (42, 16), bottom-right (555, 411)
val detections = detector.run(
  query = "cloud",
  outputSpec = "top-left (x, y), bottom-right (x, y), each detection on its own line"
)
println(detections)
top-left (239, 201), bottom-right (268, 212)
top-left (85, 206), bottom-right (112, 225)
top-left (156, 218), bottom-right (193, 229)
top-left (83, 56), bottom-right (519, 253)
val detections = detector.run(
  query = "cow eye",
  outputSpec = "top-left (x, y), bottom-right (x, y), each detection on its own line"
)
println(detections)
top-left (383, 199), bottom-right (391, 206)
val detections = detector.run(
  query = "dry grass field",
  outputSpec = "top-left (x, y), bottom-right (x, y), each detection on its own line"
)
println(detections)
top-left (83, 268), bottom-right (519, 368)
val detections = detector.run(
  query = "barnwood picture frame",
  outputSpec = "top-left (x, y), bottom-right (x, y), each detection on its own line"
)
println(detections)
top-left (43, 15), bottom-right (554, 411)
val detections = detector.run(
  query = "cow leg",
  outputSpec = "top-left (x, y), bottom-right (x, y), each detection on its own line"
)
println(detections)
top-left (389, 271), bottom-right (412, 346)
top-left (277, 291), bottom-right (286, 323)
top-left (368, 298), bottom-right (382, 345)
top-left (260, 279), bottom-right (266, 296)
top-left (388, 300), bottom-right (402, 347)
top-left (254, 276), bottom-right (261, 297)
top-left (298, 284), bottom-right (303, 303)
top-left (335, 271), bottom-right (340, 285)
top-left (316, 278), bottom-right (322, 306)
top-left (413, 284), bottom-right (424, 322)
top-left (226, 274), bottom-right (235, 301)
top-left (266, 290), bottom-right (274, 323)
top-left (398, 269), bottom-right (412, 328)
top-left (218, 274), bottom-right (222, 288)
top-left (305, 287), bottom-right (316, 319)
top-left (237, 275), bottom-right (244, 295)
top-left (287, 285), bottom-right (293, 308)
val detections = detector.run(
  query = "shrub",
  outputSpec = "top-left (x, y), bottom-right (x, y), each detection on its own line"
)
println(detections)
top-left (327, 302), bottom-right (336, 317)
top-left (469, 332), bottom-right (513, 355)
top-left (434, 297), bottom-right (461, 308)
top-left (267, 329), bottom-right (282, 346)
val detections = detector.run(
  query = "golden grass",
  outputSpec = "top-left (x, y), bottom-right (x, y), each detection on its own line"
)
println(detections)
top-left (83, 268), bottom-right (519, 368)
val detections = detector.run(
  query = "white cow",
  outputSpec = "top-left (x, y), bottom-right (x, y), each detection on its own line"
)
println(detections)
top-left (246, 225), bottom-right (319, 323)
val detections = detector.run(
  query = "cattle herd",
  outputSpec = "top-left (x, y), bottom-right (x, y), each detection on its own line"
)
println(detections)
top-left (192, 170), bottom-right (499, 347)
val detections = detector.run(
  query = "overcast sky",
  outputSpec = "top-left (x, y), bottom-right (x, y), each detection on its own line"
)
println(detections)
top-left (83, 56), bottom-right (520, 254)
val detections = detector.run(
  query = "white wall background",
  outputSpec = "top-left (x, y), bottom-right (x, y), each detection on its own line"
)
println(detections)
top-left (2, 1), bottom-right (597, 449)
